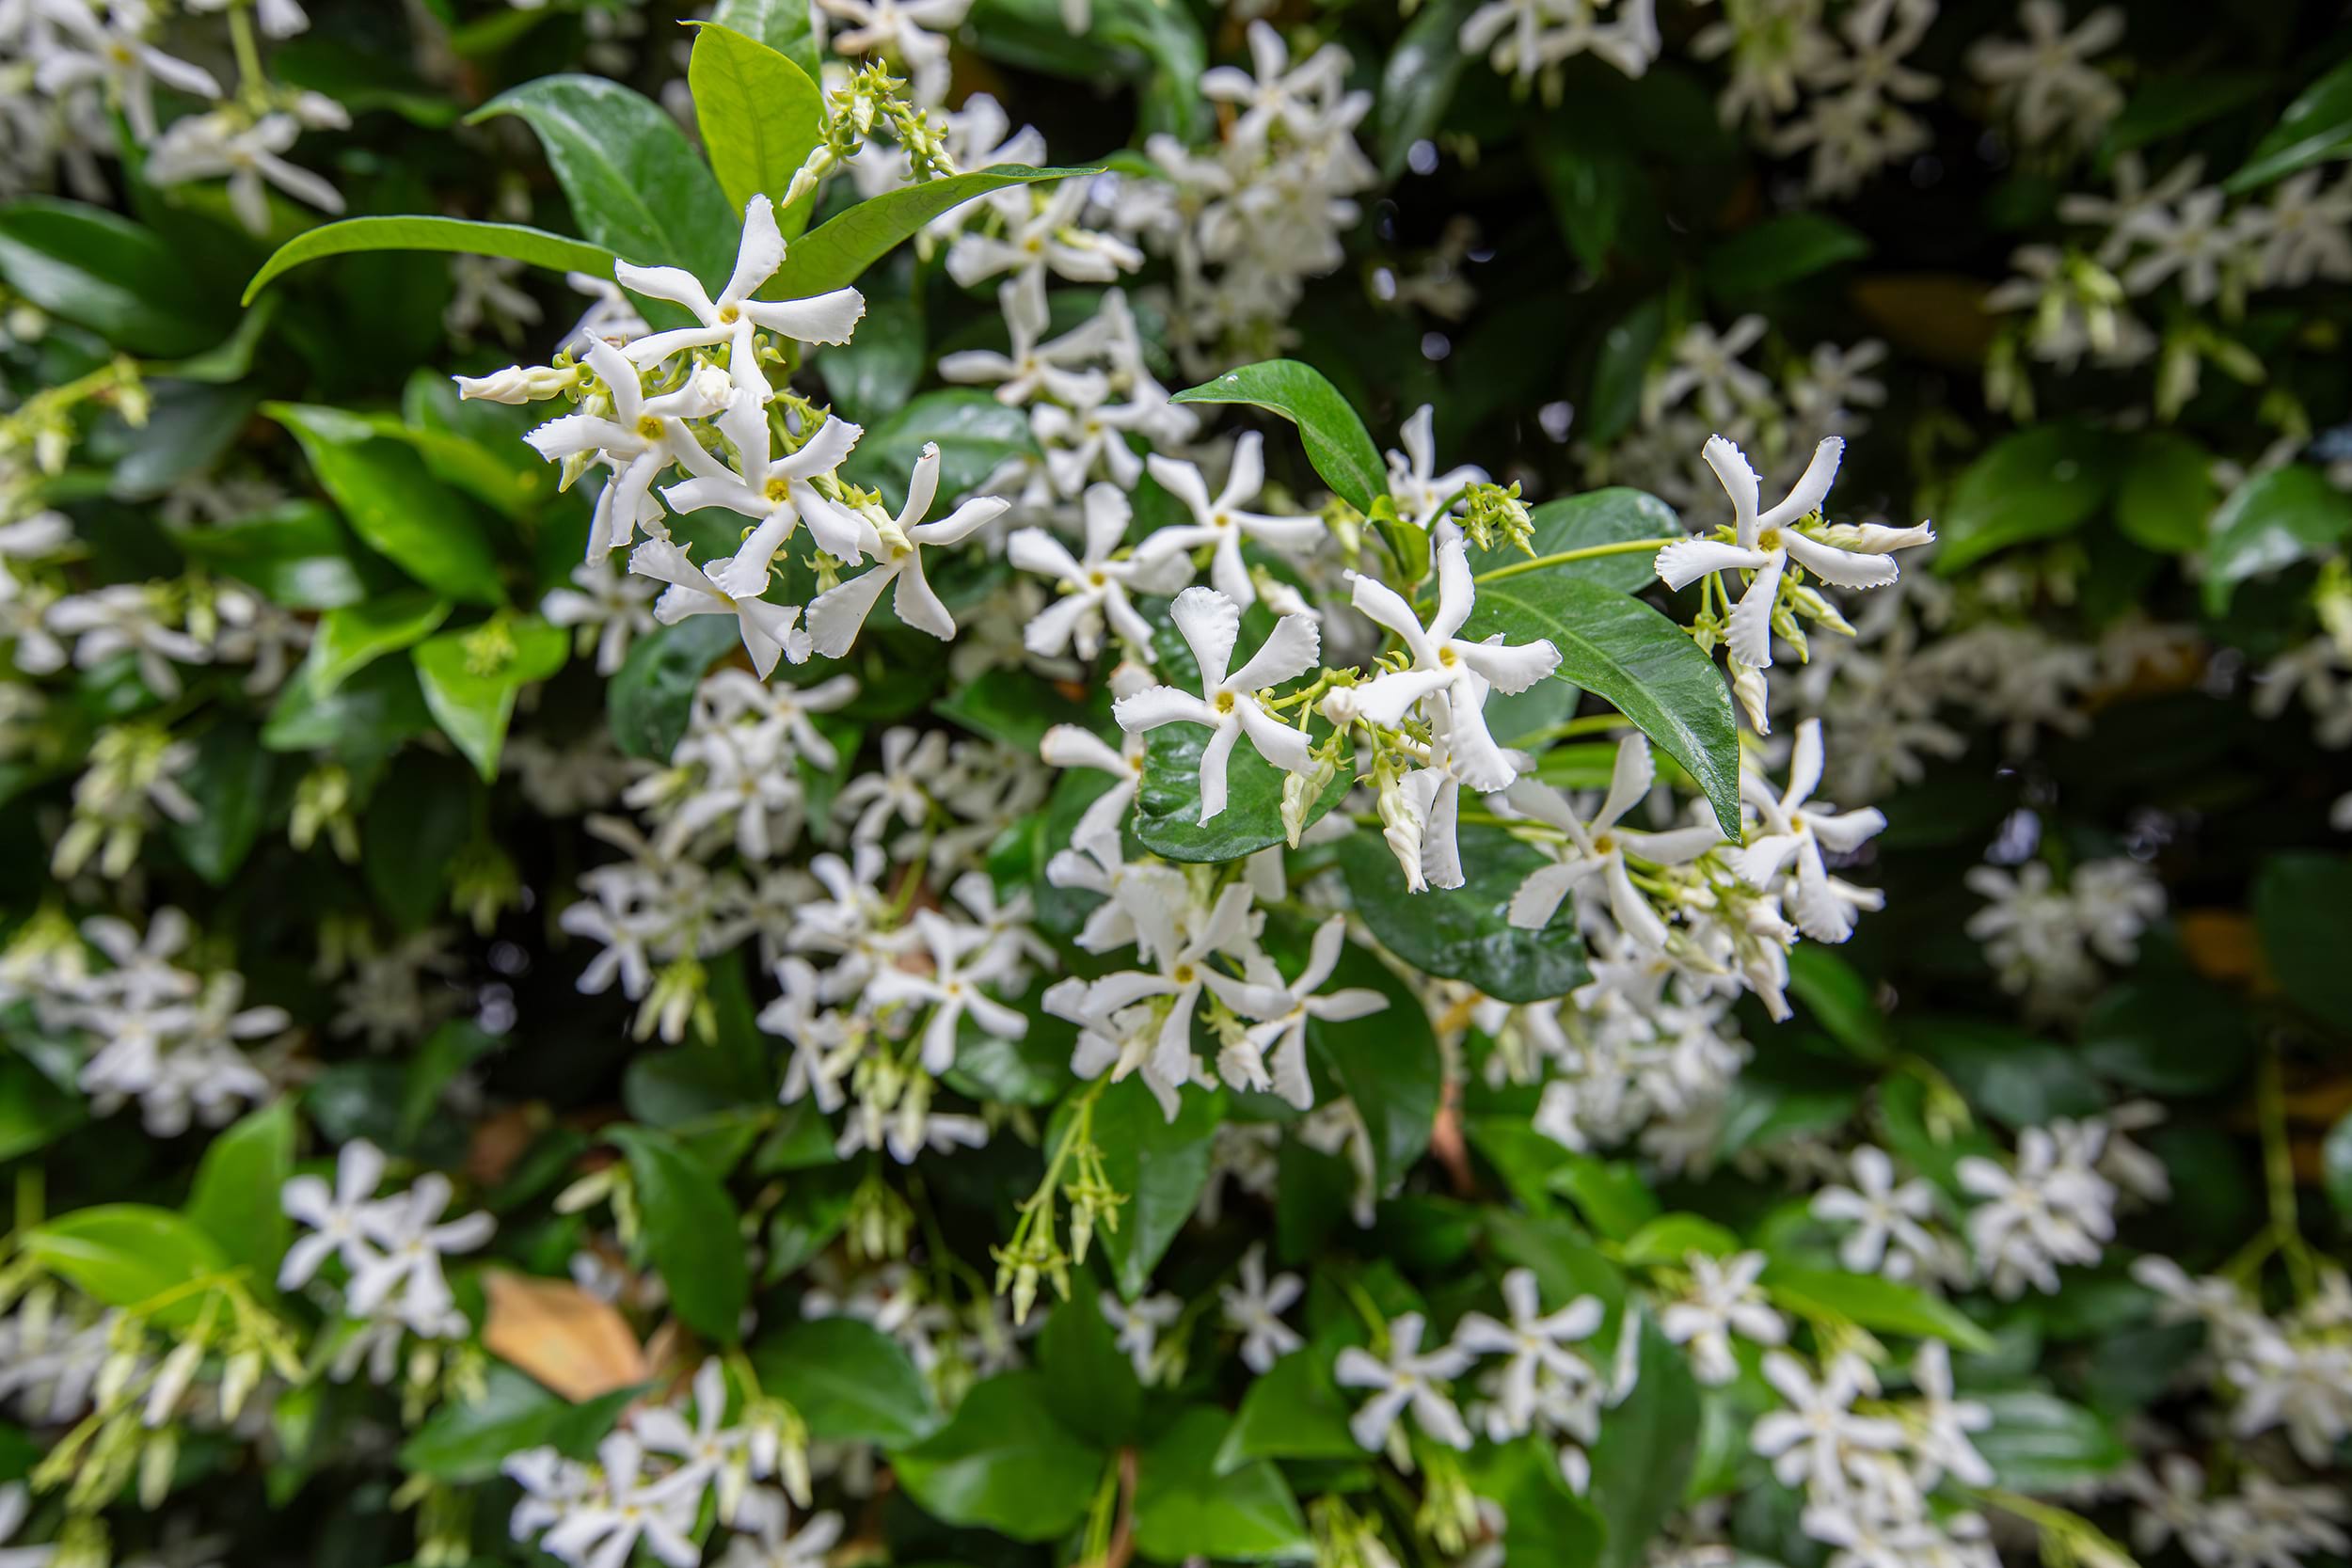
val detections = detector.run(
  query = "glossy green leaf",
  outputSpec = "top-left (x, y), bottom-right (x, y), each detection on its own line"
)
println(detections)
top-left (818, 293), bottom-right (926, 424)
top-left (1494, 486), bottom-right (1683, 595)
top-left (610, 1126), bottom-right (750, 1344)
top-left (1973, 1391), bottom-right (2128, 1491)
top-left (849, 388), bottom-right (1041, 512)
top-left (2323, 1113), bottom-right (2352, 1224)
top-left (24, 1204), bottom-right (232, 1327)
top-left (1135, 724), bottom-right (1352, 863)
top-left (262, 656), bottom-right (435, 763)
top-left (1582, 295), bottom-right (1663, 448)
top-left (1037, 1293), bottom-right (1145, 1449)
top-left (470, 75), bottom-right (739, 286)
top-left (2202, 465), bottom-right (2352, 612)
top-left (168, 722), bottom-right (274, 886)
top-left (1465, 575), bottom-right (1743, 838)
top-left (1133, 1406), bottom-right (1313, 1563)
top-left (1307, 938), bottom-right (1442, 1185)
top-left (1336, 823), bottom-right (1590, 1005)
top-left (1169, 360), bottom-right (1388, 515)
top-left (708, 0), bottom-right (822, 79)
top-left (1934, 425), bottom-right (2121, 574)
top-left (750, 1315), bottom-right (941, 1446)
top-left (1762, 1264), bottom-right (1994, 1353)
top-left (688, 24), bottom-right (825, 223)
top-left (771, 166), bottom-right (1100, 296)
top-left (185, 1099), bottom-right (297, 1283)
top-left (1375, 0), bottom-right (1478, 177)
top-left (1587, 1315), bottom-right (1699, 1568)
top-left (398, 1364), bottom-right (639, 1482)
top-left (306, 592), bottom-right (453, 695)
top-left (1089, 1077), bottom-right (1223, 1300)
top-left (244, 215), bottom-right (618, 304)
top-left (1786, 946), bottom-right (1892, 1062)
top-left (167, 499), bottom-right (373, 610)
top-left (412, 615), bottom-right (570, 781)
top-left (0, 198), bottom-right (224, 355)
top-left (1216, 1342), bottom-right (1364, 1473)
top-left (2227, 53), bottom-right (2352, 192)
top-left (888, 1370), bottom-right (1104, 1541)
top-left (609, 616), bottom-right (743, 761)
top-left (2104, 72), bottom-right (2270, 158)
top-left (2251, 852), bottom-right (2352, 1025)
top-left (267, 403), bottom-right (507, 606)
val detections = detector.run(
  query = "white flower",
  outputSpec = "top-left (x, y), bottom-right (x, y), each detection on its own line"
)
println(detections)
top-left (33, 6), bottom-right (223, 143)
top-left (660, 391), bottom-right (871, 564)
top-left (278, 1139), bottom-right (389, 1290)
top-left (1135, 432), bottom-right (1327, 608)
top-left (347, 1173), bottom-right (496, 1329)
top-left (538, 1434), bottom-right (702, 1568)
top-left (816, 0), bottom-right (971, 103)
top-left (1733, 720), bottom-right (1887, 943)
top-left (937, 275), bottom-right (1110, 408)
top-left (946, 180), bottom-right (1144, 291)
top-left (1010, 485), bottom-right (1184, 660)
top-left (1905, 1340), bottom-right (1994, 1489)
top-left (0, 1481), bottom-right (53, 1568)
top-left (1218, 1245), bottom-right (1304, 1372)
top-left (1751, 1352), bottom-right (1904, 1494)
top-left (1385, 404), bottom-right (1487, 531)
top-left (1199, 912), bottom-right (1387, 1108)
top-left (805, 444), bottom-right (1010, 655)
top-left (1660, 1251), bottom-right (1786, 1384)
top-left (616, 196), bottom-right (866, 403)
top-left (1956, 1124), bottom-right (2116, 1298)
top-left (1648, 316), bottom-right (1770, 423)
top-left (1201, 22), bottom-right (1354, 148)
top-left (865, 909), bottom-right (1028, 1075)
top-left (1450, 1268), bottom-right (1602, 1440)
top-left (716, 1497), bottom-right (845, 1568)
top-left (1101, 1291), bottom-right (1182, 1381)
top-left (1503, 734), bottom-right (1723, 945)
top-left (628, 535), bottom-right (812, 679)
top-left (1335, 1312), bottom-right (1477, 1451)
top-left (2121, 186), bottom-right (2242, 305)
top-left (145, 111), bottom-right (343, 235)
top-left (1965, 1), bottom-right (2125, 149)
top-left (1051, 876), bottom-right (1261, 1115)
top-left (526, 341), bottom-right (730, 559)
top-left (45, 583), bottom-right (209, 699)
top-left (634, 1359), bottom-right (745, 1510)
top-left (1810, 1146), bottom-right (1942, 1280)
top-left (1336, 538), bottom-right (1562, 793)
top-left (543, 557), bottom-right (660, 675)
top-left (1111, 587), bottom-right (1320, 822)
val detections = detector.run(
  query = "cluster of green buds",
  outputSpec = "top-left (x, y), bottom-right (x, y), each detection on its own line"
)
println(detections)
top-left (991, 1080), bottom-right (1122, 1323)
top-left (2155, 318), bottom-right (2265, 421)
top-left (449, 838), bottom-right (524, 936)
top-left (1458, 479), bottom-right (1535, 556)
top-left (1310, 1496), bottom-right (1401, 1568)
top-left (780, 62), bottom-right (959, 217)
top-left (845, 1163), bottom-right (914, 1261)
top-left (290, 762), bottom-right (361, 862)
top-left (54, 721), bottom-right (193, 880)
top-left (556, 1158), bottom-right (646, 1248)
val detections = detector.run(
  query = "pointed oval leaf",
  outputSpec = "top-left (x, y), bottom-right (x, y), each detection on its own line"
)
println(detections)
top-left (609, 1126), bottom-right (750, 1345)
top-left (771, 166), bottom-right (1102, 297)
top-left (266, 403), bottom-right (508, 606)
top-left (689, 24), bottom-right (825, 229)
top-left (244, 216), bottom-right (618, 304)
top-left (1169, 360), bottom-right (1387, 515)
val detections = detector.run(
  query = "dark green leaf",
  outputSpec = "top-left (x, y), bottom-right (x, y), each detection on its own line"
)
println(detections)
top-left (1973, 1391), bottom-right (2128, 1491)
top-left (184, 1099), bottom-right (297, 1284)
top-left (1908, 1017), bottom-right (2106, 1129)
top-left (1786, 946), bottom-right (1892, 1062)
top-left (1170, 360), bottom-right (1388, 515)
top-left (1375, 0), bottom-right (1478, 177)
top-left (398, 1364), bottom-right (639, 1482)
top-left (2078, 975), bottom-right (2254, 1094)
top-left (267, 403), bottom-right (507, 606)
top-left (168, 722), bottom-right (274, 886)
top-left (888, 1370), bottom-right (1104, 1541)
top-left (1037, 1295), bottom-right (1144, 1449)
top-left (362, 752), bottom-right (475, 930)
top-left (611, 1126), bottom-right (751, 1344)
top-left (1582, 296), bottom-right (1663, 448)
top-left (750, 1315), bottom-right (941, 1446)
top-left (2202, 465), bottom-right (2352, 612)
top-left (1089, 1077), bottom-right (1223, 1300)
top-left (1934, 425), bottom-right (2121, 575)
top-left (818, 294), bottom-right (926, 424)
top-left (1587, 1315), bottom-right (1699, 1568)
top-left (1306, 937), bottom-right (1441, 1184)
top-left (244, 216), bottom-right (618, 304)
top-left (1496, 487), bottom-right (1683, 595)
top-left (0, 1056), bottom-right (84, 1163)
top-left (1703, 214), bottom-right (1872, 298)
top-left (1216, 1344), bottom-right (1363, 1472)
top-left (610, 616), bottom-right (743, 761)
top-left (2104, 72), bottom-right (2270, 159)
top-left (167, 500), bottom-right (373, 610)
top-left (0, 198), bottom-right (223, 354)
top-left (2324, 1113), bottom-right (2352, 1224)
top-left (849, 388), bottom-right (1041, 513)
top-left (306, 592), bottom-right (453, 695)
top-left (2227, 54), bottom-right (2352, 192)
top-left (772, 166), bottom-right (1100, 295)
top-left (2252, 852), bottom-right (2352, 1026)
top-left (1337, 824), bottom-right (1591, 1006)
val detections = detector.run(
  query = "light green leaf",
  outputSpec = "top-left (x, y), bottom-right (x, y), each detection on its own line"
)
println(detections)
top-left (750, 1315), bottom-right (941, 1447)
top-left (1337, 823), bottom-right (1589, 1006)
top-left (470, 75), bottom-right (740, 287)
top-left (888, 1370), bottom-right (1104, 1541)
top-left (1973, 1391), bottom-right (2128, 1491)
top-left (167, 499), bottom-right (373, 610)
top-left (412, 616), bottom-right (570, 782)
top-left (611, 1127), bottom-right (751, 1344)
top-left (709, 0), bottom-right (823, 78)
top-left (1089, 1077), bottom-right (1223, 1300)
top-left (1933, 425), bottom-right (2121, 575)
top-left (688, 24), bottom-right (825, 227)
top-left (24, 1205), bottom-right (232, 1328)
top-left (1465, 575), bottom-right (1743, 838)
top-left (2227, 54), bottom-right (2352, 192)
top-left (267, 403), bottom-right (508, 605)
top-left (243, 215), bottom-right (618, 304)
top-left (306, 593), bottom-right (453, 696)
top-left (1169, 360), bottom-right (1388, 515)
top-left (184, 1100), bottom-right (297, 1284)
top-left (771, 166), bottom-right (1100, 296)
top-left (0, 198), bottom-right (224, 355)
top-left (399, 1364), bottom-right (640, 1483)
top-left (1215, 1344), bottom-right (1363, 1473)
top-left (1762, 1264), bottom-right (1995, 1354)
top-left (2202, 465), bottom-right (2352, 612)
top-left (1133, 1407), bottom-right (1313, 1563)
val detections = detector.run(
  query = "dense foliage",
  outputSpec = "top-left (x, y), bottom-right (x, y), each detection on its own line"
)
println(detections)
top-left (4, 3), bottom-right (2352, 1568)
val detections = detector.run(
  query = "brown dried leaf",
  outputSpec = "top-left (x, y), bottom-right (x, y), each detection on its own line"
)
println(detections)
top-left (483, 1269), bottom-right (650, 1402)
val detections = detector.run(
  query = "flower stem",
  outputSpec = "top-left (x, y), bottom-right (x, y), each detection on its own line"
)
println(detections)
top-left (1470, 536), bottom-right (1681, 585)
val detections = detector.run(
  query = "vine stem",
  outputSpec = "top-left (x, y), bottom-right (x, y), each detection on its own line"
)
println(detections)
top-left (1470, 536), bottom-right (1682, 585)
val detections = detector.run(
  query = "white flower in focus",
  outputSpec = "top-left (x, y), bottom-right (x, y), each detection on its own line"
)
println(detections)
top-left (628, 534), bottom-right (812, 680)
top-left (1503, 734), bottom-right (1723, 945)
top-left (1385, 404), bottom-right (1486, 531)
top-left (1010, 485), bottom-right (1184, 660)
top-left (526, 341), bottom-right (731, 559)
top-left (1733, 720), bottom-right (1887, 943)
top-left (660, 391), bottom-right (871, 564)
top-left (1112, 587), bottom-right (1319, 822)
top-left (805, 445), bottom-right (1011, 656)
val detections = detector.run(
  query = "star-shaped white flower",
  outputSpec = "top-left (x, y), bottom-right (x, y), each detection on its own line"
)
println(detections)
top-left (1218, 1245), bottom-right (1304, 1373)
top-left (1199, 913), bottom-right (1386, 1108)
top-left (1732, 719), bottom-right (1886, 943)
top-left (1334, 1312), bottom-right (1477, 1452)
top-left (628, 537), bottom-right (811, 679)
top-left (1449, 1268), bottom-right (1603, 1440)
top-left (525, 341), bottom-right (730, 558)
top-left (1335, 538), bottom-right (1562, 793)
top-left (805, 444), bottom-right (1010, 656)
top-left (617, 195), bottom-right (867, 402)
top-left (1503, 734), bottom-right (1724, 946)
top-left (1136, 433), bottom-right (1327, 607)
top-left (1111, 587), bottom-right (1320, 823)
top-left (865, 909), bottom-right (1029, 1074)
top-left (936, 274), bottom-right (1111, 408)
top-left (660, 389), bottom-right (871, 563)
top-left (1010, 484), bottom-right (1184, 660)
top-left (1386, 404), bottom-right (1486, 531)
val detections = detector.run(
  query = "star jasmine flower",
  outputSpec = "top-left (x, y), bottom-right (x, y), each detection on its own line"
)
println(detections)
top-left (815, 0), bottom-right (971, 103)
top-left (864, 909), bottom-right (1028, 1074)
top-left (538, 1434), bottom-right (703, 1568)
top-left (1732, 720), bottom-right (1887, 943)
top-left (634, 1359), bottom-right (746, 1509)
top-left (1661, 1251), bottom-right (1787, 1384)
top-left (1810, 1146), bottom-right (1944, 1280)
top-left (526, 341), bottom-right (731, 559)
top-left (946, 180), bottom-right (1145, 292)
top-left (1038, 677), bottom-right (1151, 847)
top-left (1101, 1291), bottom-right (1183, 1381)
top-left (1198, 913), bottom-right (1387, 1108)
top-left (1136, 434), bottom-right (1327, 608)
top-left (144, 110), bottom-right (345, 235)
top-left (1010, 484), bottom-right (1184, 660)
top-left (660, 390), bottom-right (871, 564)
top-left (1449, 1269), bottom-right (1604, 1439)
top-left (936, 275), bottom-right (1111, 407)
top-left (1200, 21), bottom-right (1352, 150)
top-left (1219, 1244), bottom-right (1304, 1372)
top-left (1906, 1341), bottom-right (1994, 1488)
top-left (1333, 538), bottom-right (1563, 793)
top-left (1751, 1352), bottom-right (1905, 1494)
top-left (1051, 877), bottom-right (1261, 1109)
top-left (1503, 734), bottom-right (1724, 944)
top-left (1386, 404), bottom-right (1487, 531)
top-left (279, 1139), bottom-right (389, 1290)
top-left (616, 195), bottom-right (867, 403)
top-left (33, 4), bottom-right (223, 143)
top-left (1111, 586), bottom-right (1321, 823)
top-left (628, 536), bottom-right (812, 679)
top-left (1334, 1312), bottom-right (1477, 1452)
top-left (805, 444), bottom-right (1011, 657)
top-left (1656, 436), bottom-right (1921, 670)
top-left (348, 1173), bottom-right (496, 1327)
top-left (542, 557), bottom-right (660, 675)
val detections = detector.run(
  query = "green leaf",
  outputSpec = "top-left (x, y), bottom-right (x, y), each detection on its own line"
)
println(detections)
top-left (0, 1056), bottom-right (84, 1163)
top-left (243, 216), bottom-right (619, 304)
top-left (1548, 1154), bottom-right (1662, 1242)
top-left (1135, 727), bottom-right (1352, 864)
top-left (2103, 72), bottom-right (2271, 160)
top-left (849, 388), bottom-right (1042, 513)
top-left (1169, 360), bottom-right (1388, 516)
top-left (708, 0), bottom-right (823, 79)
top-left (267, 404), bottom-right (508, 606)
top-left (2323, 1113), bottom-right (2352, 1224)
top-left (1499, 487), bottom-right (1683, 595)
top-left (1528, 119), bottom-right (1643, 278)
top-left (363, 752), bottom-right (477, 931)
top-left (1622, 1212), bottom-right (1741, 1265)
top-left (1465, 575), bottom-right (1743, 839)
top-left (1907, 1017), bottom-right (2105, 1129)
top-left (688, 24), bottom-right (825, 224)
top-left (470, 75), bottom-right (740, 287)
top-left (306, 592), bottom-right (453, 696)
top-left (1582, 296), bottom-right (1663, 448)
top-left (1786, 946), bottom-right (1892, 1062)
top-left (1307, 936), bottom-right (1441, 1185)
top-left (1702, 214), bottom-right (1872, 298)
top-left (888, 1370), bottom-right (1104, 1542)
top-left (2078, 974), bottom-right (2255, 1094)
top-left (2227, 53), bottom-right (2352, 192)
top-left (263, 656), bottom-right (434, 763)
top-left (398, 1364), bottom-right (639, 1483)
top-left (1089, 1077), bottom-right (1223, 1300)
top-left (2252, 853), bottom-right (2352, 1026)
top-left (1587, 1315), bottom-right (1700, 1568)
top-left (1337, 822), bottom-right (1589, 1006)
top-left (412, 616), bottom-right (570, 782)
top-left (167, 499), bottom-right (373, 610)
top-left (2202, 465), bottom-right (2352, 612)
top-left (1973, 1391), bottom-right (2128, 1491)
top-left (2114, 431), bottom-right (2217, 554)
top-left (1037, 1294), bottom-right (1144, 1449)
top-left (750, 1315), bottom-right (941, 1446)
top-left (610, 1127), bottom-right (750, 1344)
top-left (168, 722), bottom-right (274, 886)
top-left (1375, 0), bottom-right (1477, 178)
top-left (23, 1205), bottom-right (232, 1328)
top-left (772, 166), bottom-right (1099, 295)
top-left (1134, 1406), bottom-right (1313, 1563)
top-left (818, 293), bottom-right (926, 424)
top-left (0, 198), bottom-right (224, 355)
top-left (184, 1100), bottom-right (297, 1284)
top-left (1762, 1264), bottom-right (1994, 1353)
top-left (1216, 1342), bottom-right (1365, 1473)
top-left (402, 1022), bottom-right (501, 1145)
top-left (1934, 425), bottom-right (2121, 574)
top-left (610, 616), bottom-right (742, 762)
